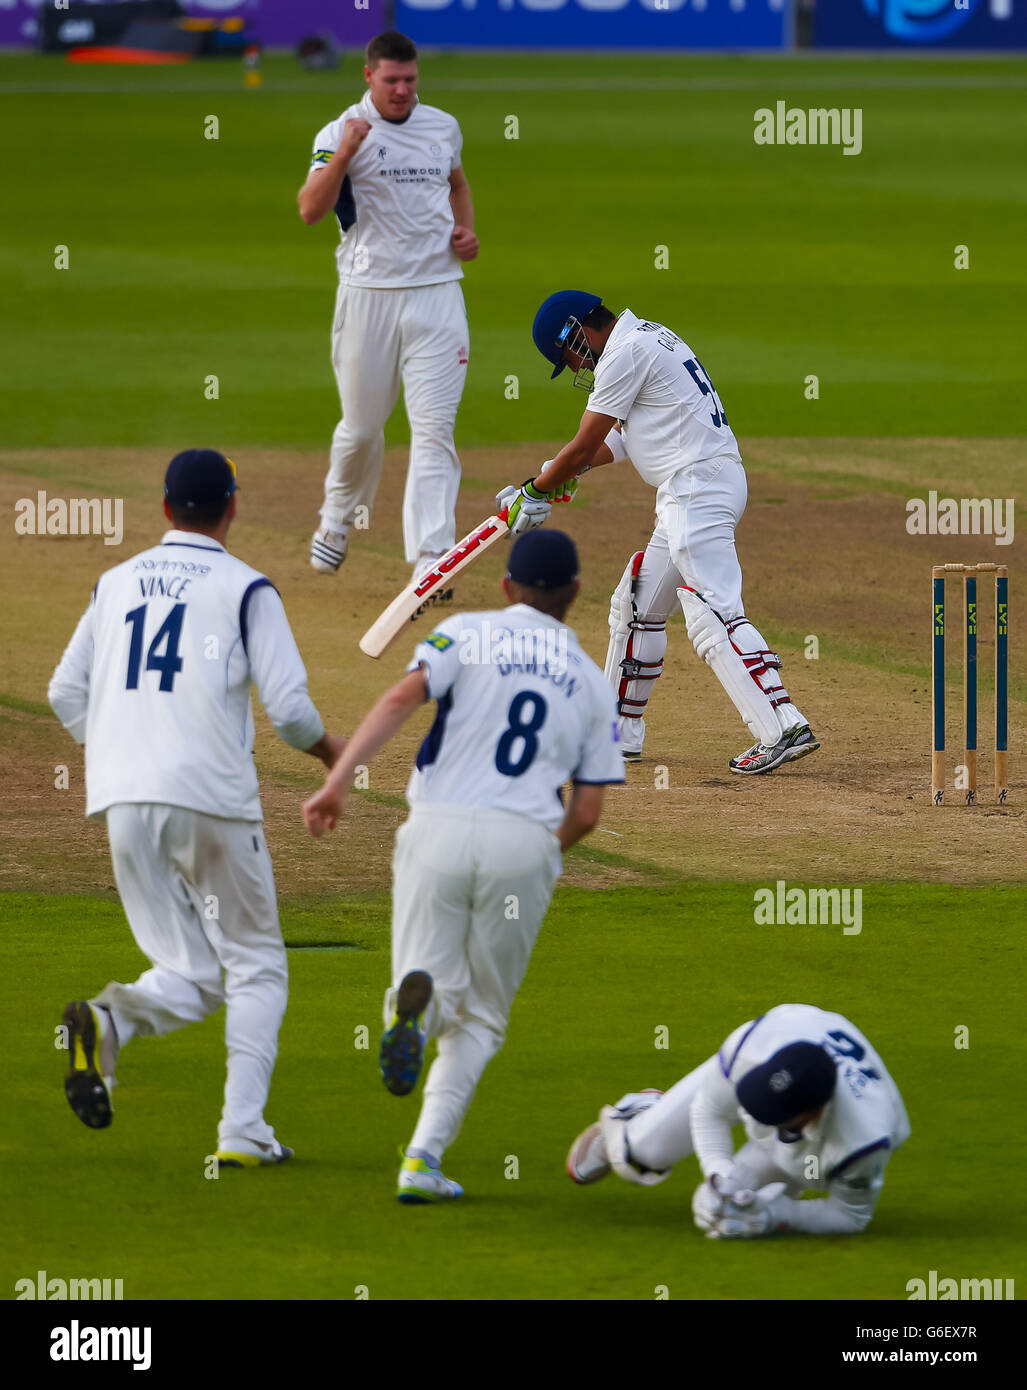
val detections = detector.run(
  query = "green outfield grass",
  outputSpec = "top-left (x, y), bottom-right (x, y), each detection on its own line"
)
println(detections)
top-left (2, 881), bottom-right (1022, 1301)
top-left (1, 52), bottom-right (1024, 449)
top-left (3, 49), bottom-right (1025, 1304)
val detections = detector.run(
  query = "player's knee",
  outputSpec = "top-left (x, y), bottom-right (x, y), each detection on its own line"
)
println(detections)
top-left (229, 955), bottom-right (287, 999)
top-left (679, 587), bottom-right (726, 661)
top-left (332, 418), bottom-right (383, 452)
top-left (409, 419), bottom-right (457, 456)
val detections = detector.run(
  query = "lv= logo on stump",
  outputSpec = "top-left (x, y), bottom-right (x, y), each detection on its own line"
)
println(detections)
top-left (932, 563), bottom-right (1008, 807)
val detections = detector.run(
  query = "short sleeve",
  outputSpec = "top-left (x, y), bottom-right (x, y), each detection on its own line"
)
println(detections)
top-left (450, 117), bottom-right (464, 170)
top-left (407, 618), bottom-right (465, 701)
top-left (309, 120), bottom-right (339, 172)
top-left (573, 682), bottom-right (625, 785)
top-left (588, 340), bottom-right (647, 420)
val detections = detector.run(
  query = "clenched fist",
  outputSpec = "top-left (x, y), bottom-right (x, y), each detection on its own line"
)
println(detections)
top-left (451, 225), bottom-right (479, 262)
top-left (341, 118), bottom-right (372, 155)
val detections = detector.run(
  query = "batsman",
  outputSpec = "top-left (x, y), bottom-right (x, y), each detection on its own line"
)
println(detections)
top-left (502, 291), bottom-right (819, 773)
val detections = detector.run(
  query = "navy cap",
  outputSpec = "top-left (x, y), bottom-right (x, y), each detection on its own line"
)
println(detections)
top-left (164, 449), bottom-right (237, 509)
top-left (507, 529), bottom-right (579, 590)
top-left (735, 1043), bottom-right (837, 1126)
top-left (532, 290), bottom-right (602, 379)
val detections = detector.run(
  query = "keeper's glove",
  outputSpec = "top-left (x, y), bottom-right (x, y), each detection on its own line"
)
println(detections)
top-left (703, 1183), bottom-right (789, 1240)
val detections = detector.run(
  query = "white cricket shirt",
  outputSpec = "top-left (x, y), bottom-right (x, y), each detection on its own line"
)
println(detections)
top-left (694, 1003), bottom-right (910, 1202)
top-left (587, 308), bottom-right (742, 489)
top-left (48, 531), bottom-right (325, 822)
top-left (405, 605), bottom-right (624, 830)
top-left (309, 93), bottom-right (464, 288)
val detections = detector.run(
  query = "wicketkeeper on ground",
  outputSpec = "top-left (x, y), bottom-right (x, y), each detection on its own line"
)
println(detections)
top-left (567, 1003), bottom-right (910, 1237)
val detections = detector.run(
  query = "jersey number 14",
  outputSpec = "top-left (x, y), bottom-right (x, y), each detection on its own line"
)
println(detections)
top-left (125, 603), bottom-right (185, 692)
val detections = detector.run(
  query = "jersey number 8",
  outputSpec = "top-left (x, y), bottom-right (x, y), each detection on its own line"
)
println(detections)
top-left (495, 692), bottom-right (548, 777)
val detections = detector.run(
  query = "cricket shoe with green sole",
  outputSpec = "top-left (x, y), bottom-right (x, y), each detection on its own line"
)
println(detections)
top-left (729, 724), bottom-right (820, 776)
top-left (215, 1138), bottom-right (294, 1168)
top-left (379, 970), bottom-right (433, 1096)
top-left (62, 1000), bottom-right (119, 1130)
top-left (397, 1153), bottom-right (464, 1205)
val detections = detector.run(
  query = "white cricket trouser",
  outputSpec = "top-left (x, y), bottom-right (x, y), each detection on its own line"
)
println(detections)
top-left (322, 280), bottom-right (468, 564)
top-left (93, 803), bottom-right (288, 1150)
top-left (388, 804), bottom-right (562, 1163)
top-left (624, 1058), bottom-right (799, 1192)
top-left (615, 457), bottom-right (805, 748)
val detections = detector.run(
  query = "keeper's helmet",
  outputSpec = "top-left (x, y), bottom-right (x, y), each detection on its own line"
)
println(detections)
top-left (532, 290), bottom-right (603, 383)
top-left (735, 1043), bottom-right (837, 1127)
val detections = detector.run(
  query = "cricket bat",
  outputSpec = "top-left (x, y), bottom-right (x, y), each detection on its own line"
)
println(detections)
top-left (359, 509), bottom-right (510, 658)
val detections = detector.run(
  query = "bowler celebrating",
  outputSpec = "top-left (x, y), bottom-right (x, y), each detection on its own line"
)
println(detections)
top-left (298, 30), bottom-right (478, 587)
top-left (303, 531), bottom-right (623, 1203)
top-left (49, 450), bottom-right (343, 1166)
top-left (506, 291), bottom-right (819, 774)
top-left (567, 1003), bottom-right (910, 1238)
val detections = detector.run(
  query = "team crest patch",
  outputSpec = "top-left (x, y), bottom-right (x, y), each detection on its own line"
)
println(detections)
top-left (425, 632), bottom-right (453, 651)
top-left (312, 150), bottom-right (333, 166)
top-left (430, 142), bottom-right (442, 157)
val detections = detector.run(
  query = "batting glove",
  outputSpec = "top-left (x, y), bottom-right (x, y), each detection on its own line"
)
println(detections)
top-left (496, 479), bottom-right (552, 536)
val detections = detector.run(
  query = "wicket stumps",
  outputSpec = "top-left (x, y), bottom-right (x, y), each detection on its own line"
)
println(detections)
top-left (932, 563), bottom-right (1008, 806)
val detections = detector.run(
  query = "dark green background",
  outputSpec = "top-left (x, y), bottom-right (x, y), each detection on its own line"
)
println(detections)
top-left (2, 53), bottom-right (1024, 447)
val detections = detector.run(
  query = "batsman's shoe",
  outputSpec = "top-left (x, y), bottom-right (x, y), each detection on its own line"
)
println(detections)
top-left (396, 1154), bottom-right (464, 1205)
top-left (215, 1137), bottom-right (294, 1168)
top-left (622, 749), bottom-right (643, 763)
top-left (62, 1001), bottom-right (118, 1130)
top-left (729, 724), bottom-right (820, 776)
top-left (380, 970), bottom-right (433, 1097)
top-left (567, 1090), bottom-right (664, 1185)
top-left (310, 527), bottom-right (347, 573)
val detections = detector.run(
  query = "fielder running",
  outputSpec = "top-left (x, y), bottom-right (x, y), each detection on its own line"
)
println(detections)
top-left (502, 290), bottom-right (818, 773)
top-left (298, 30), bottom-right (478, 584)
top-left (48, 450), bottom-right (344, 1167)
top-left (567, 1003), bottom-right (910, 1238)
top-left (303, 530), bottom-right (624, 1202)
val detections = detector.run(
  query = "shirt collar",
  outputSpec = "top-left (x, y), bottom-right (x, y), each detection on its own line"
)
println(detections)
top-left (160, 529), bottom-right (226, 553)
top-left (508, 603), bottom-right (575, 636)
top-left (603, 308), bottom-right (638, 354)
top-left (362, 91), bottom-right (420, 125)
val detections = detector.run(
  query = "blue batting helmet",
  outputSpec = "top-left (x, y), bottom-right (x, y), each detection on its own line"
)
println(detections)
top-left (532, 290), bottom-right (602, 378)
